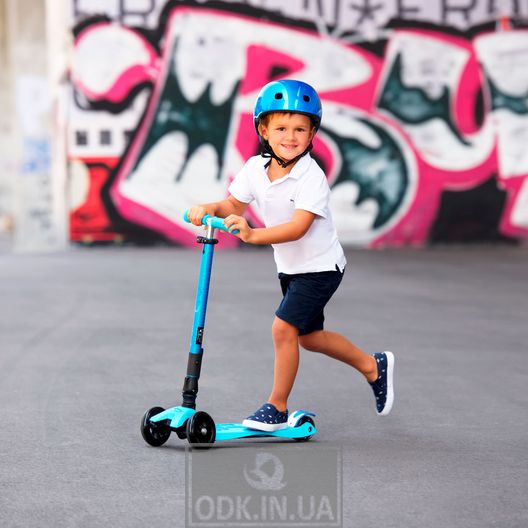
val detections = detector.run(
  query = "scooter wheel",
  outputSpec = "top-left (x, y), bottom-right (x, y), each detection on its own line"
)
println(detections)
top-left (141, 406), bottom-right (171, 446)
top-left (294, 416), bottom-right (315, 442)
top-left (186, 411), bottom-right (216, 447)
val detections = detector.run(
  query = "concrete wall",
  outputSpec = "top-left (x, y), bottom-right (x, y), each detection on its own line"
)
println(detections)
top-left (0, 0), bottom-right (68, 252)
top-left (0, 0), bottom-right (14, 232)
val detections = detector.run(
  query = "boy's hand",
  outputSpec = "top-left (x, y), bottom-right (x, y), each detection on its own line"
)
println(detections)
top-left (224, 214), bottom-right (253, 242)
top-left (187, 205), bottom-right (213, 226)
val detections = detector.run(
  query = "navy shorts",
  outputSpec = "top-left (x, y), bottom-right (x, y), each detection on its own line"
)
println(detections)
top-left (275, 266), bottom-right (344, 336)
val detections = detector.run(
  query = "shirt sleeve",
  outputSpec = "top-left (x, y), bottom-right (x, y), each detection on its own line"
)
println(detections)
top-left (294, 169), bottom-right (330, 218)
top-left (228, 160), bottom-right (254, 204)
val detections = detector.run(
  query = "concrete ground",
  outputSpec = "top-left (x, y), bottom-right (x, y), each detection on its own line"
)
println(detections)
top-left (0, 238), bottom-right (527, 528)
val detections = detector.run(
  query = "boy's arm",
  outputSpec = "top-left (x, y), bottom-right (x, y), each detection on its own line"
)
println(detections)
top-left (225, 209), bottom-right (316, 244)
top-left (187, 195), bottom-right (248, 226)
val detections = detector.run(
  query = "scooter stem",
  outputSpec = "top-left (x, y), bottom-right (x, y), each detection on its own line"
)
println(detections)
top-left (181, 227), bottom-right (217, 408)
top-left (181, 211), bottom-right (239, 408)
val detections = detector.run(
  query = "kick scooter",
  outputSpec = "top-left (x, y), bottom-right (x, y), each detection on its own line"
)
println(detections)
top-left (140, 211), bottom-right (317, 447)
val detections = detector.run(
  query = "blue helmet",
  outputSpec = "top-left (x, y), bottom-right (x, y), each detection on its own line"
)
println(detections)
top-left (253, 80), bottom-right (322, 132)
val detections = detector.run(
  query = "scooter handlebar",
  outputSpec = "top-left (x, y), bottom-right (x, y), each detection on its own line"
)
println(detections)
top-left (183, 210), bottom-right (239, 235)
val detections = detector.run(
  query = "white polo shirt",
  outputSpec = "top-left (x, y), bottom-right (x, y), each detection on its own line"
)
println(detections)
top-left (228, 154), bottom-right (347, 275)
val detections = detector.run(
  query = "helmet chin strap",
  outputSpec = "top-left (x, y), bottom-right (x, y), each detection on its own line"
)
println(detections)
top-left (260, 139), bottom-right (313, 169)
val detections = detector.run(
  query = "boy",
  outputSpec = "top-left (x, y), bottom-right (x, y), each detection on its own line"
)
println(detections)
top-left (187, 80), bottom-right (394, 432)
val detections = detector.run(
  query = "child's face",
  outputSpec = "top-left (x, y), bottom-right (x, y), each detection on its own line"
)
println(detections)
top-left (259, 113), bottom-right (315, 162)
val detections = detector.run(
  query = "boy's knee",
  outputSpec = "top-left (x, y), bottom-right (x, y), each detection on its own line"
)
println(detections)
top-left (272, 317), bottom-right (298, 342)
top-left (299, 331), bottom-right (325, 352)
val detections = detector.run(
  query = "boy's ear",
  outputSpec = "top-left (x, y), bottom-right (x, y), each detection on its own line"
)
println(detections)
top-left (258, 123), bottom-right (269, 140)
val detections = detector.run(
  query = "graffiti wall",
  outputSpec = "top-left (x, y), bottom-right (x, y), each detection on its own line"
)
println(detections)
top-left (69, 0), bottom-right (528, 246)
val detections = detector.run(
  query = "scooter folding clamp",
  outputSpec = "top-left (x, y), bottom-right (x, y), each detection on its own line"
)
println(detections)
top-left (196, 236), bottom-right (218, 245)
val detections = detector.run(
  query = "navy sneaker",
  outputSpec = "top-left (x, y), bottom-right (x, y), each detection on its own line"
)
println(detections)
top-left (242, 403), bottom-right (289, 432)
top-left (369, 351), bottom-right (395, 416)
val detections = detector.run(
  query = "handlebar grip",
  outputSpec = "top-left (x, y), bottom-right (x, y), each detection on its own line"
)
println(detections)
top-left (183, 210), bottom-right (239, 235)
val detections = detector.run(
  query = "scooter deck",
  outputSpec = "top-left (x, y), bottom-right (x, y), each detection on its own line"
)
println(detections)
top-left (215, 422), bottom-right (316, 441)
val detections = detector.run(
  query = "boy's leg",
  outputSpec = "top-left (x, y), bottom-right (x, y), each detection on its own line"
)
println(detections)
top-left (299, 330), bottom-right (395, 415)
top-left (299, 330), bottom-right (378, 382)
top-left (267, 316), bottom-right (300, 412)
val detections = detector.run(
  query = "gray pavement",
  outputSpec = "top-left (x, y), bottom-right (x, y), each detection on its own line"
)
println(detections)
top-left (1, 240), bottom-right (527, 527)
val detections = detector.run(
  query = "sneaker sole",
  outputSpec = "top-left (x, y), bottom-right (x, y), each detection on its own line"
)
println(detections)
top-left (378, 350), bottom-right (394, 416)
top-left (242, 419), bottom-right (289, 432)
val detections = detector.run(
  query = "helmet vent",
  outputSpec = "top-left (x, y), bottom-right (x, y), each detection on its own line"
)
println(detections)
top-left (274, 92), bottom-right (283, 99)
top-left (303, 95), bottom-right (310, 102)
